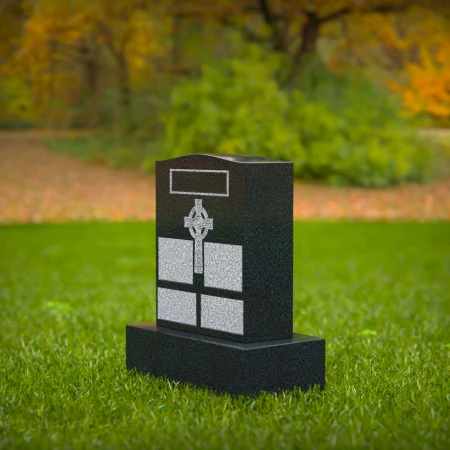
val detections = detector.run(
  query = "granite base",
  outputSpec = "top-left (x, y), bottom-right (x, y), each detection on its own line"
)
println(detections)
top-left (126, 323), bottom-right (325, 396)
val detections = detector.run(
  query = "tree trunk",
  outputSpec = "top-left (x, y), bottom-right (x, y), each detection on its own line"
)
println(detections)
top-left (80, 38), bottom-right (101, 128)
top-left (47, 38), bottom-right (57, 127)
top-left (298, 15), bottom-right (320, 57)
top-left (117, 54), bottom-right (133, 133)
top-left (285, 12), bottom-right (321, 85)
top-left (258, 0), bottom-right (288, 52)
top-left (87, 58), bottom-right (101, 128)
top-left (171, 15), bottom-right (182, 68)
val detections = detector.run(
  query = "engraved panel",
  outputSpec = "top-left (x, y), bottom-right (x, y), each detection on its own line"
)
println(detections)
top-left (158, 238), bottom-right (193, 284)
top-left (204, 243), bottom-right (242, 292)
top-left (201, 295), bottom-right (244, 335)
top-left (170, 169), bottom-right (229, 197)
top-left (157, 288), bottom-right (196, 325)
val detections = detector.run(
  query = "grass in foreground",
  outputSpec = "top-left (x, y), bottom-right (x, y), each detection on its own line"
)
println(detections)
top-left (0, 222), bottom-right (449, 449)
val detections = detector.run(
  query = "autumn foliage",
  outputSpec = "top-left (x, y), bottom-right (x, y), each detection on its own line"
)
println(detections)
top-left (0, 0), bottom-right (448, 128)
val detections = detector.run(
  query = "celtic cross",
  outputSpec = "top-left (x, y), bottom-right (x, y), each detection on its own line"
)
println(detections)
top-left (184, 199), bottom-right (213, 274)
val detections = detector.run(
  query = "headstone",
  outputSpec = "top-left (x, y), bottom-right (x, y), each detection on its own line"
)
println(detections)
top-left (126, 154), bottom-right (325, 395)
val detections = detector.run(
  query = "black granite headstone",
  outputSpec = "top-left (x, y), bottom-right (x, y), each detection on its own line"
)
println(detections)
top-left (126, 154), bottom-right (325, 395)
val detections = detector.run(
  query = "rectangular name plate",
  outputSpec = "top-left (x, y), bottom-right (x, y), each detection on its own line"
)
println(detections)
top-left (201, 295), bottom-right (244, 335)
top-left (170, 169), bottom-right (229, 197)
top-left (157, 287), bottom-right (197, 326)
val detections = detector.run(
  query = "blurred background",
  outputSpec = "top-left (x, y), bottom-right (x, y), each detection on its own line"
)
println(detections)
top-left (1, 0), bottom-right (449, 222)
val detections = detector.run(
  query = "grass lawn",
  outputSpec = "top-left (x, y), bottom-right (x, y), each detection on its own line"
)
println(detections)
top-left (1, 222), bottom-right (449, 449)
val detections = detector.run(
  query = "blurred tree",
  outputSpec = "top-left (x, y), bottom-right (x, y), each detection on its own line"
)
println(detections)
top-left (0, 0), bottom-right (447, 129)
top-left (0, 0), bottom-right (33, 126)
top-left (399, 9), bottom-right (450, 124)
top-left (1, 0), bottom-right (167, 129)
top-left (0, 0), bottom-right (24, 66)
top-left (327, 2), bottom-right (450, 124)
top-left (402, 35), bottom-right (450, 123)
top-left (167, 0), bottom-right (414, 83)
top-left (91, 0), bottom-right (166, 131)
top-left (6, 0), bottom-right (91, 124)
top-left (78, 33), bottom-right (102, 128)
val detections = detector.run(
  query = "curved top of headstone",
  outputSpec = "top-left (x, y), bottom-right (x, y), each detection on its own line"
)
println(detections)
top-left (161, 154), bottom-right (291, 164)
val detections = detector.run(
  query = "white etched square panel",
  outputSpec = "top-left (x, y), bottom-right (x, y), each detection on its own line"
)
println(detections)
top-left (204, 243), bottom-right (242, 292)
top-left (157, 287), bottom-right (196, 326)
top-left (158, 238), bottom-right (193, 284)
top-left (201, 295), bottom-right (244, 335)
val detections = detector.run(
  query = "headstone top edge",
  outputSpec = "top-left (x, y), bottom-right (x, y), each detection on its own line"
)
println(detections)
top-left (157, 154), bottom-right (292, 164)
